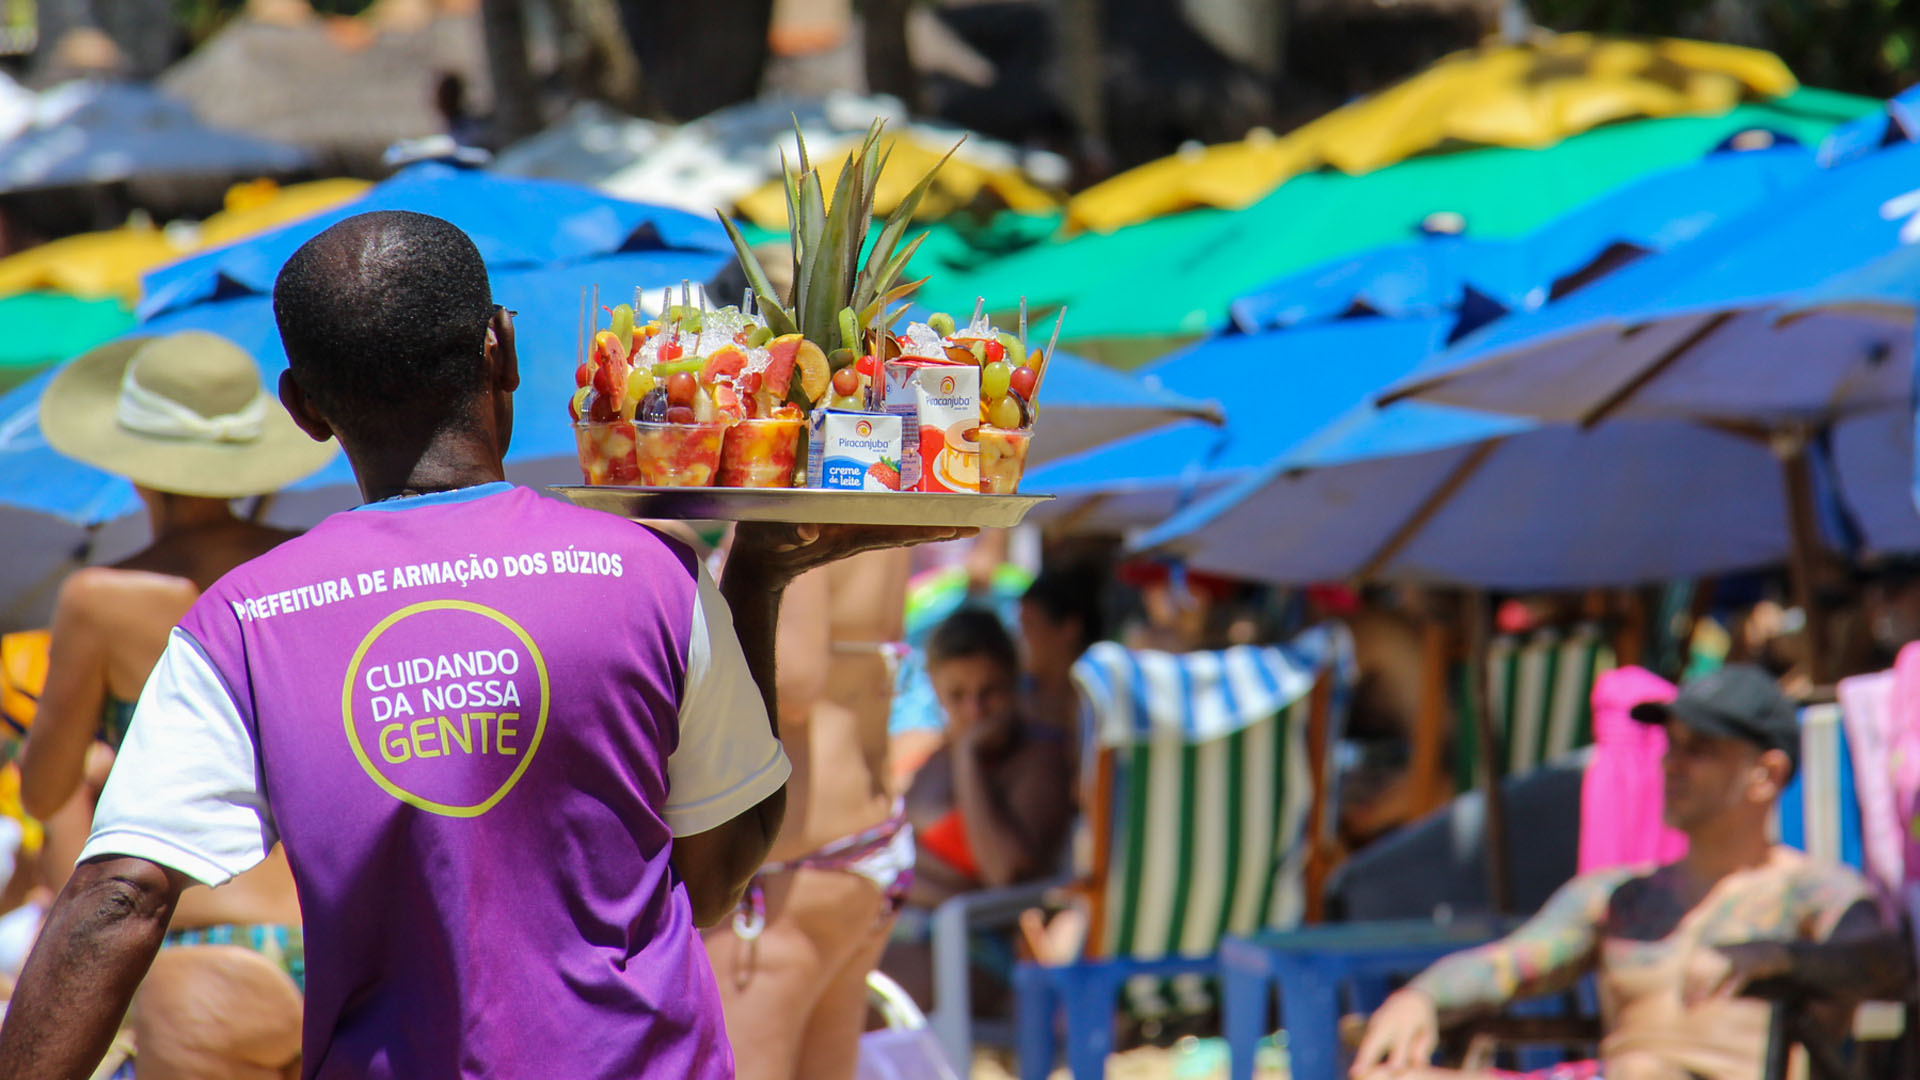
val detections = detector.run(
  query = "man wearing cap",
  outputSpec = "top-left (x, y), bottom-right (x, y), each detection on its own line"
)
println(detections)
top-left (1353, 664), bottom-right (1907, 1080)
top-left (0, 209), bottom-right (968, 1079)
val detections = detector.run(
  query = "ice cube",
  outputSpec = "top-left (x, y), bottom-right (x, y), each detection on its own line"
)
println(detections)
top-left (901, 322), bottom-right (946, 358)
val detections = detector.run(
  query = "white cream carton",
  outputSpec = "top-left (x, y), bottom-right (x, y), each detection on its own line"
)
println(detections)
top-left (807, 410), bottom-right (904, 491)
top-left (882, 360), bottom-right (980, 493)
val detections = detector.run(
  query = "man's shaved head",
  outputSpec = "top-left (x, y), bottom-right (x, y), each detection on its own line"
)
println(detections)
top-left (274, 211), bottom-right (493, 443)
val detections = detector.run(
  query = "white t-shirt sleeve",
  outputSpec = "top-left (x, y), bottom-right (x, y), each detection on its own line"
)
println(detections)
top-left (663, 563), bottom-right (790, 836)
top-left (79, 628), bottom-right (275, 887)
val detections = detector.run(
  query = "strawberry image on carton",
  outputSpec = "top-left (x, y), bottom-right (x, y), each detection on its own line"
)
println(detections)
top-left (808, 410), bottom-right (905, 490)
top-left (883, 360), bottom-right (980, 492)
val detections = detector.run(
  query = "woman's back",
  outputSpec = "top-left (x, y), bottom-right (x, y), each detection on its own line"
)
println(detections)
top-left (31, 518), bottom-right (304, 929)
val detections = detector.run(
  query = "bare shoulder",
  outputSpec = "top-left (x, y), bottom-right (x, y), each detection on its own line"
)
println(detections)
top-left (56, 566), bottom-right (196, 625)
top-left (1781, 849), bottom-right (1873, 918)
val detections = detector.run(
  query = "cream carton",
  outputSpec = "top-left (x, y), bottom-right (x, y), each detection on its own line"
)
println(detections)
top-left (808, 410), bottom-right (904, 491)
top-left (883, 360), bottom-right (980, 493)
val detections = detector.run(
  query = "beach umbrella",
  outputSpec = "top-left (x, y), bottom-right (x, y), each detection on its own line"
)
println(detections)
top-left (1067, 34), bottom-right (1798, 233)
top-left (0, 179), bottom-right (371, 304)
top-left (1227, 137), bottom-right (1818, 331)
top-left (913, 94), bottom-right (1875, 355)
top-left (1815, 84), bottom-right (1920, 168)
top-left (138, 163), bottom-right (732, 322)
top-left (1022, 316), bottom-right (1450, 532)
top-left (0, 81), bottom-right (312, 195)
top-left (1016, 350), bottom-right (1221, 466)
top-left (0, 294), bottom-right (134, 393)
top-left (1131, 398), bottom-right (1920, 591)
top-left (0, 225), bottom-right (182, 302)
top-left (1377, 137), bottom-right (1920, 427)
top-left (593, 93), bottom-right (1064, 226)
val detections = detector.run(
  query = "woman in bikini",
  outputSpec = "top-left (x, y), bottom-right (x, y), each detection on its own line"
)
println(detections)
top-left (882, 607), bottom-right (1076, 1010)
top-left (23, 331), bottom-right (335, 1079)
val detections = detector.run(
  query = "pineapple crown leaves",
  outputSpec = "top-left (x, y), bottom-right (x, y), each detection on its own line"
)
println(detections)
top-left (718, 119), bottom-right (963, 360)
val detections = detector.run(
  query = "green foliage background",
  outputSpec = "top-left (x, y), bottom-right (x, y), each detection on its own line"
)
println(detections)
top-left (1531, 0), bottom-right (1920, 97)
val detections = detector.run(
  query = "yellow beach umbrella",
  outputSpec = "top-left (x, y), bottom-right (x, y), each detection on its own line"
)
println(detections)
top-left (196, 176), bottom-right (371, 247)
top-left (735, 132), bottom-right (1057, 230)
top-left (0, 225), bottom-right (183, 301)
top-left (0, 177), bottom-right (371, 304)
top-left (1068, 33), bottom-right (1797, 232)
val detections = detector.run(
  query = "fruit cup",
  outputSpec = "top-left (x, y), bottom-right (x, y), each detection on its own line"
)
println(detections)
top-left (718, 417), bottom-right (804, 488)
top-left (634, 421), bottom-right (726, 487)
top-left (977, 426), bottom-right (1031, 494)
top-left (574, 420), bottom-right (642, 485)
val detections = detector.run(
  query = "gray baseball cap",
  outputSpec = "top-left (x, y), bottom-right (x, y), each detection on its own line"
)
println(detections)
top-left (1630, 663), bottom-right (1800, 774)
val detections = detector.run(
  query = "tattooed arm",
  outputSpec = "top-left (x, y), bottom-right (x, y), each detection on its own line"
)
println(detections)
top-left (1408, 869), bottom-right (1624, 1013)
top-left (1351, 870), bottom-right (1624, 1076)
top-left (1693, 867), bottom-right (1909, 1007)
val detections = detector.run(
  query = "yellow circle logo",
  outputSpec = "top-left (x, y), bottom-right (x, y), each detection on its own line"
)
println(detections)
top-left (341, 600), bottom-right (550, 818)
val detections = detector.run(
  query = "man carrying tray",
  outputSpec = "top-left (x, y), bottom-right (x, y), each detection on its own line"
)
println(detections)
top-left (0, 210), bottom-right (968, 1079)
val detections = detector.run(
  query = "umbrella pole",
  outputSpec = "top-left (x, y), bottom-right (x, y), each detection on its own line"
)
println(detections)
top-left (1465, 588), bottom-right (1514, 915)
top-left (1779, 435), bottom-right (1833, 686)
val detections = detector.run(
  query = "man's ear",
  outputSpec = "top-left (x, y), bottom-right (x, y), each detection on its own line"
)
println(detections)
top-left (487, 308), bottom-right (521, 394)
top-left (279, 370), bottom-right (335, 443)
top-left (1755, 748), bottom-right (1794, 800)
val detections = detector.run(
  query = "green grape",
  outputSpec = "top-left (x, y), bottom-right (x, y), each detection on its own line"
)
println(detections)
top-left (988, 395), bottom-right (1023, 430)
top-left (982, 360), bottom-right (1013, 399)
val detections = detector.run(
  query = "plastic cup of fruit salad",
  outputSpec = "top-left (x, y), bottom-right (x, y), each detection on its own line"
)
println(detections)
top-left (575, 420), bottom-right (642, 485)
top-left (977, 426), bottom-right (1031, 494)
top-left (634, 421), bottom-right (727, 487)
top-left (719, 417), bottom-right (804, 488)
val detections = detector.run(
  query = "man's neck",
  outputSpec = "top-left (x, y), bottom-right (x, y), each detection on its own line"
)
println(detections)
top-left (348, 425), bottom-right (507, 504)
top-left (1679, 819), bottom-right (1773, 886)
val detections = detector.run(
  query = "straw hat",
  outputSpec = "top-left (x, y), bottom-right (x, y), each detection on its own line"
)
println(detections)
top-left (40, 332), bottom-right (337, 499)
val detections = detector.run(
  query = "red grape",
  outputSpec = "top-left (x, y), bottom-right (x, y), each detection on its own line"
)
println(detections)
top-left (831, 366), bottom-right (859, 397)
top-left (1009, 365), bottom-right (1038, 399)
top-left (665, 405), bottom-right (697, 424)
top-left (666, 371), bottom-right (697, 407)
top-left (575, 362), bottom-right (592, 388)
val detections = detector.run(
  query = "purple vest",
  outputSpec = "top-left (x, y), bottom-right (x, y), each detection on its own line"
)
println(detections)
top-left (179, 484), bottom-right (732, 1079)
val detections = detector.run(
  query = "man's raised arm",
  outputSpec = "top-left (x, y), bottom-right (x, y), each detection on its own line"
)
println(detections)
top-left (1351, 870), bottom-right (1622, 1077)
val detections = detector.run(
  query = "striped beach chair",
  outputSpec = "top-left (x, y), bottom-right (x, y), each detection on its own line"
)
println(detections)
top-left (1013, 625), bottom-right (1356, 1079)
top-left (1453, 626), bottom-right (1616, 791)
top-left (1774, 704), bottom-right (1866, 873)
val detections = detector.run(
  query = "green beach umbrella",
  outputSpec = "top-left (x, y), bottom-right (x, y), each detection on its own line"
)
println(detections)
top-left (0, 293), bottom-right (135, 394)
top-left (913, 90), bottom-right (1875, 360)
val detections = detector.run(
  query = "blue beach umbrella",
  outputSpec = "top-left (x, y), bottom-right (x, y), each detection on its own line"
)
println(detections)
top-left (1130, 397), bottom-right (1920, 589)
top-left (1228, 138), bottom-right (1821, 331)
top-left (1817, 85), bottom-right (1920, 168)
top-left (1379, 138), bottom-right (1920, 426)
top-left (0, 81), bottom-right (313, 194)
top-left (139, 163), bottom-right (733, 321)
top-left (1022, 315), bottom-right (1451, 531)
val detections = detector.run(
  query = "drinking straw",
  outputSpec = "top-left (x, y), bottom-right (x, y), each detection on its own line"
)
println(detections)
top-left (1031, 306), bottom-right (1066, 405)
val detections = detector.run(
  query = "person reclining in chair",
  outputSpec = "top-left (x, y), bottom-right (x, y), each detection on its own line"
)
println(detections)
top-left (1354, 664), bottom-right (1906, 1080)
